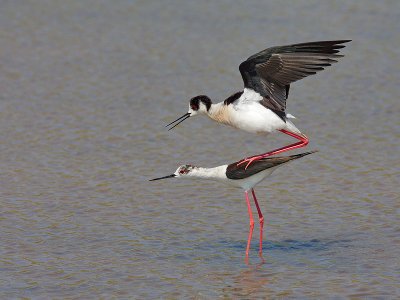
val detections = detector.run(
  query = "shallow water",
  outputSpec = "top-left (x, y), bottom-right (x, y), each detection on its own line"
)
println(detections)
top-left (0, 0), bottom-right (399, 298)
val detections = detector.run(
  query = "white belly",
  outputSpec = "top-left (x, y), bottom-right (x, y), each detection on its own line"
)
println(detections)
top-left (229, 102), bottom-right (286, 134)
top-left (224, 168), bottom-right (276, 191)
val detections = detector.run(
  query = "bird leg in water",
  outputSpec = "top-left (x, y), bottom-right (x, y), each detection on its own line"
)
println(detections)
top-left (244, 190), bottom-right (254, 258)
top-left (251, 189), bottom-right (264, 257)
top-left (238, 130), bottom-right (309, 169)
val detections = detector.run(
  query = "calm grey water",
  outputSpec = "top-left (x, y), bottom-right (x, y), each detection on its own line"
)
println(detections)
top-left (1, 0), bottom-right (399, 298)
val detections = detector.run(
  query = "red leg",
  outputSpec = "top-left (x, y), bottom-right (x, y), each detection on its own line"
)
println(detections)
top-left (238, 130), bottom-right (309, 169)
top-left (244, 191), bottom-right (254, 258)
top-left (251, 189), bottom-right (264, 257)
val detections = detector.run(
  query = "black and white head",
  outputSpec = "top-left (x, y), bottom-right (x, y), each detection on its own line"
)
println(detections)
top-left (166, 95), bottom-right (212, 130)
top-left (149, 164), bottom-right (197, 181)
top-left (188, 95), bottom-right (212, 116)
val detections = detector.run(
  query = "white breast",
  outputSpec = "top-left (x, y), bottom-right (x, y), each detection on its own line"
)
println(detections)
top-left (228, 89), bottom-right (286, 134)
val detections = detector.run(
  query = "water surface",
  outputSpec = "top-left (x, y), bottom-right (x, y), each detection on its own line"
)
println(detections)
top-left (0, 0), bottom-right (399, 298)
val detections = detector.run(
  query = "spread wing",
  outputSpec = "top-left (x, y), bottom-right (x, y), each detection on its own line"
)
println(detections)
top-left (239, 40), bottom-right (351, 112)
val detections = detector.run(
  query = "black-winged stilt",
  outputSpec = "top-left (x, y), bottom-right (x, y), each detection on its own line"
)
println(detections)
top-left (166, 40), bottom-right (350, 167)
top-left (150, 151), bottom-right (316, 258)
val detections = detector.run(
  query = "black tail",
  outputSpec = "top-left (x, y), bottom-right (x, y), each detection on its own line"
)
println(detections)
top-left (287, 150), bottom-right (318, 161)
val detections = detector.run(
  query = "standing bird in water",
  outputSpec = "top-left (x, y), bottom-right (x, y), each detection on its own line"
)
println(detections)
top-left (150, 151), bottom-right (316, 258)
top-left (166, 40), bottom-right (350, 167)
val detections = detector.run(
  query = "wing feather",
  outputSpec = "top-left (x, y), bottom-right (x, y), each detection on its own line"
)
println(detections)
top-left (239, 40), bottom-right (350, 111)
top-left (226, 151), bottom-right (317, 180)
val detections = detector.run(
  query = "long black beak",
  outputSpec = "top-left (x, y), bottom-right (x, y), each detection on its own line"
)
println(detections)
top-left (149, 174), bottom-right (176, 181)
top-left (165, 113), bottom-right (191, 131)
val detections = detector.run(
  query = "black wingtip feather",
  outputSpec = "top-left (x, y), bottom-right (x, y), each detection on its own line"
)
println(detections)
top-left (292, 40), bottom-right (351, 54)
top-left (295, 40), bottom-right (351, 46)
top-left (287, 150), bottom-right (318, 159)
top-left (336, 39), bottom-right (352, 43)
top-left (258, 150), bottom-right (318, 163)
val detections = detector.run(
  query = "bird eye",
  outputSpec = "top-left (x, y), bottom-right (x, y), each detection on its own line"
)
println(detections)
top-left (191, 104), bottom-right (199, 110)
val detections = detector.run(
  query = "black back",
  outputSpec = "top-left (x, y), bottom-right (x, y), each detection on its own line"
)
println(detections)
top-left (223, 91), bottom-right (244, 105)
top-left (226, 151), bottom-right (316, 180)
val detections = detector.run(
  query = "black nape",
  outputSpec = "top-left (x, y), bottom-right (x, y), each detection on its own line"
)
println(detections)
top-left (190, 95), bottom-right (212, 111)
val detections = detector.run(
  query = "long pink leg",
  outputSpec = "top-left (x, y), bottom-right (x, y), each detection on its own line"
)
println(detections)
top-left (244, 191), bottom-right (255, 258)
top-left (251, 189), bottom-right (264, 256)
top-left (238, 130), bottom-right (309, 169)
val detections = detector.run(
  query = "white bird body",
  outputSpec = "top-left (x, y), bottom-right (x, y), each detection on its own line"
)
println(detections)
top-left (150, 152), bottom-right (315, 190)
top-left (150, 151), bottom-right (316, 258)
top-left (179, 164), bottom-right (277, 191)
top-left (206, 88), bottom-right (300, 135)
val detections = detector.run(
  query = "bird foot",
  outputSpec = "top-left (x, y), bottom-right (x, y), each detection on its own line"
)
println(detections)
top-left (237, 154), bottom-right (269, 169)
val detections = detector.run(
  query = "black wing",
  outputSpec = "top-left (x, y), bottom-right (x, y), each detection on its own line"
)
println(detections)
top-left (239, 40), bottom-right (351, 112)
top-left (226, 151), bottom-right (316, 180)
